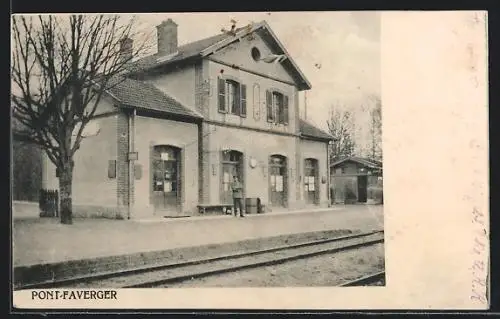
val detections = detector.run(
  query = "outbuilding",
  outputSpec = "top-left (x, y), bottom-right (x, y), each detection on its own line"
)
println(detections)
top-left (330, 157), bottom-right (383, 205)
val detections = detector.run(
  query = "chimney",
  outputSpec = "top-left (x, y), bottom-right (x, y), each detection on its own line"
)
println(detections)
top-left (119, 37), bottom-right (134, 63)
top-left (156, 19), bottom-right (178, 56)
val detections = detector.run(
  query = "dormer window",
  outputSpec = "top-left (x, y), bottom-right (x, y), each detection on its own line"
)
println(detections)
top-left (266, 90), bottom-right (289, 125)
top-left (218, 77), bottom-right (247, 117)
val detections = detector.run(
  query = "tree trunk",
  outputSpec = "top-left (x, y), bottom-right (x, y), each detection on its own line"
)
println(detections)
top-left (59, 160), bottom-right (74, 224)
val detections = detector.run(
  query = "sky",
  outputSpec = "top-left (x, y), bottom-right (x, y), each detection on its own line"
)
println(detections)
top-left (131, 12), bottom-right (381, 131)
top-left (12, 12), bottom-right (381, 135)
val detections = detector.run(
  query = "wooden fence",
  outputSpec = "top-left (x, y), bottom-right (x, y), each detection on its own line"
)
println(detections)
top-left (39, 189), bottom-right (59, 217)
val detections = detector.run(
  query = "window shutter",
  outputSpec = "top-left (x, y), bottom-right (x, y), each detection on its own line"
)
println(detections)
top-left (108, 160), bottom-right (116, 179)
top-left (218, 77), bottom-right (226, 113)
top-left (240, 84), bottom-right (247, 117)
top-left (283, 95), bottom-right (289, 124)
top-left (266, 90), bottom-right (273, 122)
top-left (234, 82), bottom-right (241, 115)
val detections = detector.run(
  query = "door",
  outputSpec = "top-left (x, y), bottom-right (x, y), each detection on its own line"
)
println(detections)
top-left (269, 155), bottom-right (287, 208)
top-left (304, 158), bottom-right (319, 205)
top-left (220, 150), bottom-right (243, 204)
top-left (152, 145), bottom-right (180, 213)
top-left (357, 175), bottom-right (368, 203)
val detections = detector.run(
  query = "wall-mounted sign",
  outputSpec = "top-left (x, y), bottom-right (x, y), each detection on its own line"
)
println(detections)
top-left (108, 160), bottom-right (116, 179)
top-left (128, 152), bottom-right (138, 161)
top-left (276, 176), bottom-right (284, 192)
top-left (164, 182), bottom-right (172, 193)
top-left (160, 152), bottom-right (169, 161)
top-left (134, 164), bottom-right (142, 180)
top-left (249, 157), bottom-right (257, 168)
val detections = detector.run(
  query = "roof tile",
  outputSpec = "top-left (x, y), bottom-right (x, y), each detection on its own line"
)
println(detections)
top-left (299, 119), bottom-right (333, 141)
top-left (108, 77), bottom-right (201, 118)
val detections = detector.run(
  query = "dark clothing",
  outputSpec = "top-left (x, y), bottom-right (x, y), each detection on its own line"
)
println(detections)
top-left (231, 181), bottom-right (243, 198)
top-left (231, 180), bottom-right (244, 216)
top-left (233, 198), bottom-right (244, 217)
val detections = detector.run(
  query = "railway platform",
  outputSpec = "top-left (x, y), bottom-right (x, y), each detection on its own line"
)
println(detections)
top-left (13, 205), bottom-right (383, 287)
top-left (13, 205), bottom-right (383, 288)
top-left (14, 205), bottom-right (383, 267)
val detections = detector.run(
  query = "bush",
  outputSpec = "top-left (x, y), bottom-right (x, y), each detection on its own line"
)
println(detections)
top-left (367, 186), bottom-right (384, 204)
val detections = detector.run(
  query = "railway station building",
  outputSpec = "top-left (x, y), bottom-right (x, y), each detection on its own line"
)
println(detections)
top-left (40, 19), bottom-right (334, 219)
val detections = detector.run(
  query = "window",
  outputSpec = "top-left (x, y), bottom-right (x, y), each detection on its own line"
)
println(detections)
top-left (227, 80), bottom-right (238, 114)
top-left (266, 90), bottom-right (289, 124)
top-left (218, 77), bottom-right (247, 117)
top-left (152, 146), bottom-right (178, 193)
top-left (222, 150), bottom-right (242, 162)
top-left (251, 47), bottom-right (261, 61)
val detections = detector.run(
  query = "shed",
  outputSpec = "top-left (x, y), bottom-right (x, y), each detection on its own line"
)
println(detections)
top-left (330, 157), bottom-right (383, 205)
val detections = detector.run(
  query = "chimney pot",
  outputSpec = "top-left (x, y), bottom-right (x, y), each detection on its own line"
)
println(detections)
top-left (156, 19), bottom-right (178, 56)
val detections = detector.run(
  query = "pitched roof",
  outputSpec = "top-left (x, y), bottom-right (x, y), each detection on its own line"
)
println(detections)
top-left (129, 21), bottom-right (311, 90)
top-left (107, 77), bottom-right (201, 119)
top-left (130, 26), bottom-right (248, 73)
top-left (331, 156), bottom-right (382, 169)
top-left (299, 119), bottom-right (333, 141)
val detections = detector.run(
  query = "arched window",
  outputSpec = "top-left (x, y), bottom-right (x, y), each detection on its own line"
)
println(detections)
top-left (304, 158), bottom-right (319, 205)
top-left (220, 150), bottom-right (244, 203)
top-left (269, 154), bottom-right (288, 207)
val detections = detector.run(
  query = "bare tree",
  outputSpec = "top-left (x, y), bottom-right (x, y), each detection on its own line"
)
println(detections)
top-left (368, 94), bottom-right (382, 162)
top-left (327, 104), bottom-right (356, 163)
top-left (11, 14), bottom-right (150, 224)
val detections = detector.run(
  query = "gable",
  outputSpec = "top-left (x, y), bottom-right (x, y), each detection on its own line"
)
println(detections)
top-left (130, 21), bottom-right (311, 91)
top-left (210, 31), bottom-right (296, 84)
top-left (331, 157), bottom-right (382, 170)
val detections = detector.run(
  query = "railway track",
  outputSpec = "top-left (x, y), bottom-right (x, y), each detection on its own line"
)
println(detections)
top-left (16, 230), bottom-right (384, 289)
top-left (339, 271), bottom-right (386, 287)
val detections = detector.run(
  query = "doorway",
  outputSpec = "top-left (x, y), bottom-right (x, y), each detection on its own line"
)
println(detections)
top-left (357, 175), bottom-right (368, 203)
top-left (304, 158), bottom-right (319, 205)
top-left (220, 150), bottom-right (243, 204)
top-left (269, 155), bottom-right (287, 208)
top-left (152, 145), bottom-right (181, 214)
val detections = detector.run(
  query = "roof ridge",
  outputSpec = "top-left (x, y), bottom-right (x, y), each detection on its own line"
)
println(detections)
top-left (126, 20), bottom-right (311, 90)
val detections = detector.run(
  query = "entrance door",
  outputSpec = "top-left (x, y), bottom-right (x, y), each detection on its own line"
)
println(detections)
top-left (269, 155), bottom-right (287, 208)
top-left (152, 145), bottom-right (180, 214)
top-left (220, 150), bottom-right (243, 204)
top-left (357, 175), bottom-right (368, 203)
top-left (304, 158), bottom-right (319, 205)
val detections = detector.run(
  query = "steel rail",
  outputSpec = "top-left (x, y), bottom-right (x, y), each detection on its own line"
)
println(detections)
top-left (16, 230), bottom-right (384, 289)
top-left (338, 271), bottom-right (386, 287)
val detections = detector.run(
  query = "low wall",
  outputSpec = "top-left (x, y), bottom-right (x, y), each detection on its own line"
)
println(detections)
top-left (12, 201), bottom-right (39, 220)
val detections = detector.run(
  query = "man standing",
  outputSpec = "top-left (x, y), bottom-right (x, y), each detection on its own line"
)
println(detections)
top-left (231, 175), bottom-right (245, 217)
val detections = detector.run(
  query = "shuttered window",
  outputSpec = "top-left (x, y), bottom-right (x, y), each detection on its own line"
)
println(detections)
top-left (218, 77), bottom-right (247, 118)
top-left (240, 84), bottom-right (247, 117)
top-left (267, 90), bottom-right (289, 125)
top-left (266, 90), bottom-right (273, 122)
top-left (228, 80), bottom-right (239, 115)
top-left (218, 77), bottom-right (226, 113)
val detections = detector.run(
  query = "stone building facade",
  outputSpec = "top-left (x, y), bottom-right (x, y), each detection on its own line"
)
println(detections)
top-left (41, 19), bottom-right (333, 218)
